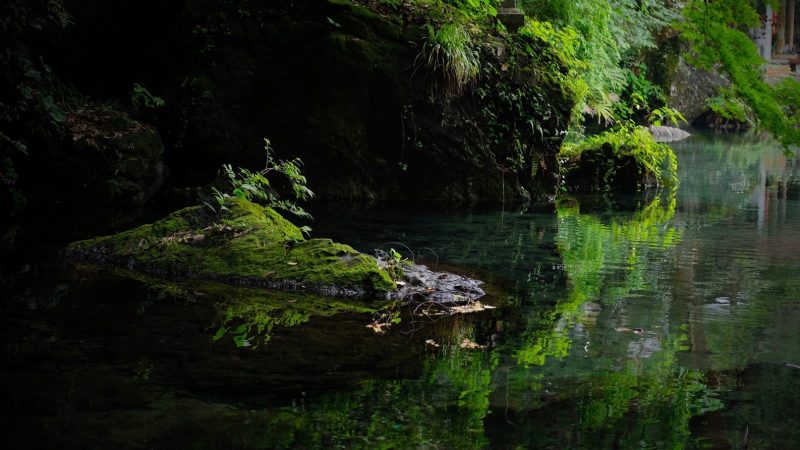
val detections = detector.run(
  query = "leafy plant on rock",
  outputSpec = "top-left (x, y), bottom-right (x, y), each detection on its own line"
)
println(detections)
top-left (204, 138), bottom-right (314, 234)
top-left (418, 22), bottom-right (481, 95)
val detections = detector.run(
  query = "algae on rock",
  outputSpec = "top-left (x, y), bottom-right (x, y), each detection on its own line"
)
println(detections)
top-left (65, 198), bottom-right (396, 299)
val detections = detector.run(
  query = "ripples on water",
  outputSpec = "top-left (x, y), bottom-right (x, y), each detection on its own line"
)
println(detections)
top-left (2, 132), bottom-right (800, 449)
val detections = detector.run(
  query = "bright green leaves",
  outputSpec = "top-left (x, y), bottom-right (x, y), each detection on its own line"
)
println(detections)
top-left (562, 124), bottom-right (679, 188)
top-left (209, 138), bottom-right (315, 222)
top-left (130, 83), bottom-right (165, 110)
top-left (648, 106), bottom-right (687, 128)
top-left (679, 0), bottom-right (800, 146)
top-left (520, 0), bottom-right (680, 126)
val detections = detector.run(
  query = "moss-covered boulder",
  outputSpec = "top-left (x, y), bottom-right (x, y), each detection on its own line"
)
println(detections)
top-left (561, 126), bottom-right (678, 193)
top-left (64, 198), bottom-right (396, 299)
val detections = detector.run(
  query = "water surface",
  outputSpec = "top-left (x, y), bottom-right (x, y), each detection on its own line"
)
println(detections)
top-left (2, 132), bottom-right (800, 449)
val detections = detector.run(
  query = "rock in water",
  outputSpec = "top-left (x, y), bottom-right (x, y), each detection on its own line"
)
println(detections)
top-left (648, 125), bottom-right (691, 143)
top-left (374, 250), bottom-right (485, 304)
top-left (395, 263), bottom-right (485, 304)
top-left (64, 198), bottom-right (396, 299)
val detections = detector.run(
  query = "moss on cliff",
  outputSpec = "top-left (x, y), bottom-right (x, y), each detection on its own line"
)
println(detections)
top-left (66, 198), bottom-right (396, 298)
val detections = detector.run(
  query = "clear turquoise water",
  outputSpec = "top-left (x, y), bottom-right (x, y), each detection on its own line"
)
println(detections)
top-left (2, 132), bottom-right (800, 449)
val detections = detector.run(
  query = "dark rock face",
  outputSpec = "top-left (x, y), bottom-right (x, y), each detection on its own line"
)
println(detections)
top-left (17, 102), bottom-right (166, 208)
top-left (669, 58), bottom-right (730, 124)
top-left (48, 0), bottom-right (572, 204)
top-left (161, 0), bottom-right (572, 203)
top-left (3, 0), bottom-right (573, 211)
top-left (62, 104), bottom-right (166, 205)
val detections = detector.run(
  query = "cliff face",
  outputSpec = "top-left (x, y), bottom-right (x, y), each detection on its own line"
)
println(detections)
top-left (669, 58), bottom-right (730, 124)
top-left (149, 0), bottom-right (575, 203)
top-left (4, 0), bottom-right (576, 212)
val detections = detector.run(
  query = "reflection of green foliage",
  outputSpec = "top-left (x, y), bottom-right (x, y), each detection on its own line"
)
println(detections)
top-left (513, 306), bottom-right (574, 367)
top-left (557, 192), bottom-right (680, 305)
top-left (577, 335), bottom-right (722, 448)
top-left (104, 272), bottom-right (378, 349)
top-left (213, 304), bottom-right (311, 348)
top-left (260, 324), bottom-right (497, 449)
top-left (204, 284), bottom-right (377, 349)
top-left (511, 192), bottom-right (680, 368)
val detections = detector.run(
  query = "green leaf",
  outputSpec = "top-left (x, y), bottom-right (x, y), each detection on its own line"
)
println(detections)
top-left (212, 326), bottom-right (228, 341)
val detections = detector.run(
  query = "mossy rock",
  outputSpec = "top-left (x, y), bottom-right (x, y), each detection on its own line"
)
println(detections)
top-left (562, 143), bottom-right (658, 192)
top-left (561, 127), bottom-right (678, 193)
top-left (65, 198), bottom-right (396, 299)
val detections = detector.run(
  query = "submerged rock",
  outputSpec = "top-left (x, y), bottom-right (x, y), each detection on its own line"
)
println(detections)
top-left (64, 198), bottom-right (396, 299)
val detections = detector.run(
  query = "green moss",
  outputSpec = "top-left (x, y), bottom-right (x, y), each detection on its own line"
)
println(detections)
top-left (66, 197), bottom-right (396, 298)
top-left (561, 125), bottom-right (678, 192)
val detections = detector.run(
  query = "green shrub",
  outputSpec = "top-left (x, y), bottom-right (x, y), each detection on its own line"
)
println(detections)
top-left (131, 83), bottom-right (165, 110)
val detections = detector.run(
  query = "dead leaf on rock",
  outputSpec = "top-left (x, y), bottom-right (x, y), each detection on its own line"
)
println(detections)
top-left (366, 322), bottom-right (391, 335)
top-left (450, 302), bottom-right (496, 314)
top-left (460, 338), bottom-right (486, 350)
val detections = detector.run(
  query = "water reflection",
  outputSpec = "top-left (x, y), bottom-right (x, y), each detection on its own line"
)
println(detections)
top-left (249, 188), bottom-right (713, 448)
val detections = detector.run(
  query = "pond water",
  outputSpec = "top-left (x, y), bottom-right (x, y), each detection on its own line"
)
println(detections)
top-left (2, 133), bottom-right (800, 449)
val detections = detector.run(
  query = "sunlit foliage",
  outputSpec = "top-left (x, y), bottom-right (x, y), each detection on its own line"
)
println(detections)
top-left (679, 0), bottom-right (800, 146)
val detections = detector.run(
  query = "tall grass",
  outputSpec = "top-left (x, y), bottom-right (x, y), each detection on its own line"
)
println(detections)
top-left (418, 23), bottom-right (481, 95)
